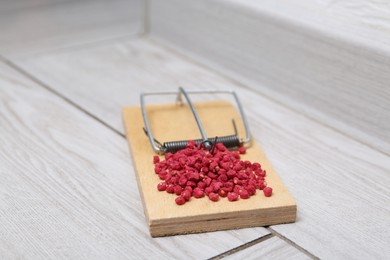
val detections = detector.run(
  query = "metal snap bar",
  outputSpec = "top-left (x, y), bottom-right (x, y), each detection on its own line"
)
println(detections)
top-left (140, 88), bottom-right (251, 154)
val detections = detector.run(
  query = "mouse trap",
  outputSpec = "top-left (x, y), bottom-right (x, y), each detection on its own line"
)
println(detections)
top-left (122, 88), bottom-right (296, 237)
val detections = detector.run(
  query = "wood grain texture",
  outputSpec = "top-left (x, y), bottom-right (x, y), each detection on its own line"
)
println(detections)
top-left (0, 0), bottom-right (143, 57)
top-left (123, 102), bottom-right (296, 236)
top-left (12, 38), bottom-right (390, 259)
top-left (0, 62), bottom-right (270, 259)
top-left (235, 0), bottom-right (390, 45)
top-left (224, 236), bottom-right (311, 260)
top-left (318, 0), bottom-right (390, 35)
top-left (148, 0), bottom-right (390, 155)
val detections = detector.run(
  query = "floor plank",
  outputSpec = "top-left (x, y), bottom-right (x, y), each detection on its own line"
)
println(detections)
top-left (0, 0), bottom-right (143, 58)
top-left (0, 62), bottom-right (269, 259)
top-left (11, 38), bottom-right (390, 259)
top-left (223, 236), bottom-right (311, 260)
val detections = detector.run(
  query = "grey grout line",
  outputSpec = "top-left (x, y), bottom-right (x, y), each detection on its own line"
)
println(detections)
top-left (208, 233), bottom-right (274, 260)
top-left (0, 0), bottom-right (81, 15)
top-left (267, 227), bottom-right (320, 260)
top-left (147, 36), bottom-right (390, 158)
top-left (209, 228), bottom-right (319, 260)
top-left (5, 34), bottom-right (141, 60)
top-left (0, 55), bottom-right (125, 139)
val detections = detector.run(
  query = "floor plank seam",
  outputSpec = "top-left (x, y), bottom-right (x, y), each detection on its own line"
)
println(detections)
top-left (0, 55), bottom-right (125, 139)
top-left (6, 34), bottom-right (142, 59)
top-left (267, 227), bottom-right (319, 260)
top-left (147, 37), bottom-right (390, 158)
top-left (0, 0), bottom-right (82, 15)
top-left (208, 233), bottom-right (274, 260)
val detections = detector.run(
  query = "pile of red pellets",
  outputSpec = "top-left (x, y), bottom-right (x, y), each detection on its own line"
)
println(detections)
top-left (154, 141), bottom-right (272, 205)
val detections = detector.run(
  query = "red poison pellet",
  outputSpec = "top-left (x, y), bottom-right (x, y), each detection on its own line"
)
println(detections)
top-left (153, 141), bottom-right (272, 205)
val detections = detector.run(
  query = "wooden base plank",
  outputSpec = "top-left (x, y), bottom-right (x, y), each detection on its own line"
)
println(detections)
top-left (123, 100), bottom-right (296, 237)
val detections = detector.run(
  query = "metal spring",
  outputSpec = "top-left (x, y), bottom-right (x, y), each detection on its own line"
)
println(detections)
top-left (162, 134), bottom-right (240, 154)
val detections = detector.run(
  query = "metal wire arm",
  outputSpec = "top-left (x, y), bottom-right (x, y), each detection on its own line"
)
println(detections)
top-left (140, 88), bottom-right (251, 154)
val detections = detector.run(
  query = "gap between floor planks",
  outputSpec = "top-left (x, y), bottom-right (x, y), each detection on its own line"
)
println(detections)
top-left (208, 227), bottom-right (320, 259)
top-left (0, 55), bottom-right (318, 259)
top-left (0, 55), bottom-right (124, 138)
top-left (209, 233), bottom-right (274, 259)
top-left (267, 227), bottom-right (318, 260)
top-left (210, 231), bottom-right (318, 260)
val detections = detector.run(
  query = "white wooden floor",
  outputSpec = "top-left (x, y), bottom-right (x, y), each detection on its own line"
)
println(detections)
top-left (1, 1), bottom-right (389, 259)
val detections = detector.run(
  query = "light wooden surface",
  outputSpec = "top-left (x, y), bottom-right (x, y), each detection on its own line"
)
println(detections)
top-left (0, 0), bottom-right (143, 57)
top-left (148, 0), bottom-right (390, 155)
top-left (123, 102), bottom-right (296, 236)
top-left (11, 37), bottom-right (390, 259)
top-left (2, 1), bottom-right (390, 258)
top-left (0, 62), bottom-right (271, 259)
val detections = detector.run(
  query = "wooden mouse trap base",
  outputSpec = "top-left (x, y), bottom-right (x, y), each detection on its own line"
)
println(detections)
top-left (123, 101), bottom-right (296, 237)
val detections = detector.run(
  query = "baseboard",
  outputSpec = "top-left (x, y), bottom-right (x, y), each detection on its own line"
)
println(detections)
top-left (147, 0), bottom-right (390, 155)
